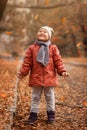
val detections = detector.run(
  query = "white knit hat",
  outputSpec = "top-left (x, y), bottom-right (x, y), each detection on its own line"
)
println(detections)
top-left (40, 26), bottom-right (54, 38)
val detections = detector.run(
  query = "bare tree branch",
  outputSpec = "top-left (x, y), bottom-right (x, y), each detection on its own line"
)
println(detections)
top-left (7, 2), bottom-right (75, 10)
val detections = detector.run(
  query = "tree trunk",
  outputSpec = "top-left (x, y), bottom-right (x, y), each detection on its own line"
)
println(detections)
top-left (0, 0), bottom-right (8, 20)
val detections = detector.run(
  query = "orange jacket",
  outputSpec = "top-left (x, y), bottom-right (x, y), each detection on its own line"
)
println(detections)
top-left (20, 43), bottom-right (66, 87)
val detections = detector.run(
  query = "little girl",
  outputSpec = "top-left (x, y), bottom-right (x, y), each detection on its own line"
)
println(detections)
top-left (18, 26), bottom-right (68, 124)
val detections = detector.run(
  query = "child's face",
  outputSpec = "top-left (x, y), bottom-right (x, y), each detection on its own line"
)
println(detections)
top-left (37, 29), bottom-right (49, 41)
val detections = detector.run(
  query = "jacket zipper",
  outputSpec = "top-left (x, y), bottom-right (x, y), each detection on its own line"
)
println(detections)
top-left (42, 66), bottom-right (44, 86)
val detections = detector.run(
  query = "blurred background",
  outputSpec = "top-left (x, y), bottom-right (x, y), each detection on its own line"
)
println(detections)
top-left (0, 0), bottom-right (87, 59)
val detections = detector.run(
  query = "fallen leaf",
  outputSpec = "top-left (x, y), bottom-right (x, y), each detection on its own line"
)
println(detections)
top-left (61, 17), bottom-right (66, 23)
top-left (6, 31), bottom-right (12, 36)
top-left (60, 96), bottom-right (65, 102)
top-left (35, 14), bottom-right (39, 20)
top-left (45, 0), bottom-right (49, 5)
top-left (0, 93), bottom-right (7, 98)
top-left (83, 101), bottom-right (87, 107)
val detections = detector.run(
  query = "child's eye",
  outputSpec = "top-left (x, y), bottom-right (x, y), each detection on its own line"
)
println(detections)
top-left (44, 31), bottom-right (47, 33)
top-left (39, 30), bottom-right (42, 33)
top-left (39, 30), bottom-right (47, 34)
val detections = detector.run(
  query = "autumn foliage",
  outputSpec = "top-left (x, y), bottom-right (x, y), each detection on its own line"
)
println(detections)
top-left (0, 58), bottom-right (87, 130)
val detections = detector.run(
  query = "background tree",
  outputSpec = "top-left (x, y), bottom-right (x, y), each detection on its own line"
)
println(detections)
top-left (0, 0), bottom-right (8, 21)
top-left (0, 0), bottom-right (87, 57)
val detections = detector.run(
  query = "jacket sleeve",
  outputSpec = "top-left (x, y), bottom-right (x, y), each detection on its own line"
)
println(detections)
top-left (20, 46), bottom-right (33, 76)
top-left (53, 45), bottom-right (66, 75)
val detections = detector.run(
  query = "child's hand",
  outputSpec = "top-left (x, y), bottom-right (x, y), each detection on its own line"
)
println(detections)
top-left (17, 72), bottom-right (24, 80)
top-left (61, 72), bottom-right (69, 78)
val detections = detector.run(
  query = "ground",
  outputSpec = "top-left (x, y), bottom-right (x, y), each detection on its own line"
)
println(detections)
top-left (0, 58), bottom-right (87, 130)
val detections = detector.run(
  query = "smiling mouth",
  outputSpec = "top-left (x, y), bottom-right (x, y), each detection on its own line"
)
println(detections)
top-left (39, 34), bottom-right (45, 37)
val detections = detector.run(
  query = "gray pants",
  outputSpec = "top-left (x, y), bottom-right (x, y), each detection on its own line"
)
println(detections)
top-left (30, 86), bottom-right (55, 113)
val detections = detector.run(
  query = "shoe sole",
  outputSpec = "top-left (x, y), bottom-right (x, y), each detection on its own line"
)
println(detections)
top-left (24, 120), bottom-right (37, 125)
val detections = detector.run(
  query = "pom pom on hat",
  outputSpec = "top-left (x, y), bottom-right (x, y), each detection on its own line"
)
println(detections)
top-left (40, 26), bottom-right (54, 38)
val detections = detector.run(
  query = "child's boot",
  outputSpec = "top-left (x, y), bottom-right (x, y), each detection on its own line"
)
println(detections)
top-left (47, 111), bottom-right (55, 124)
top-left (24, 112), bottom-right (37, 125)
